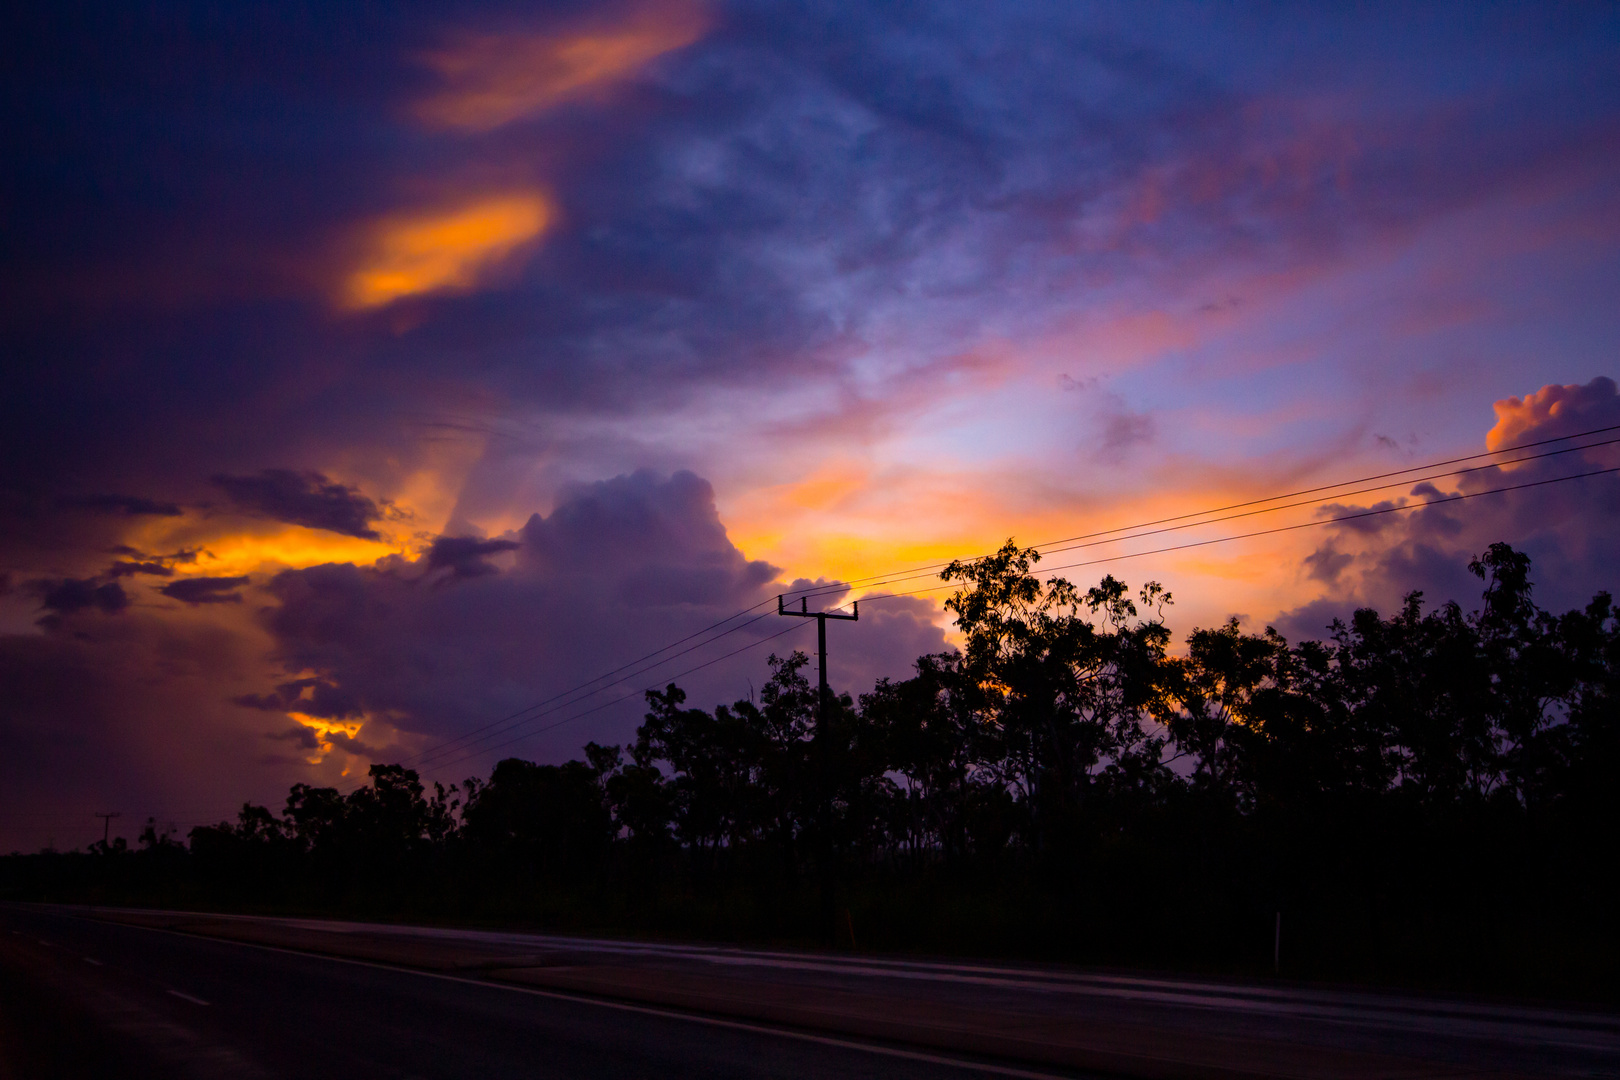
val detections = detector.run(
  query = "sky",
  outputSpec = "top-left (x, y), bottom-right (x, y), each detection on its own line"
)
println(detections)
top-left (3, 1), bottom-right (1619, 851)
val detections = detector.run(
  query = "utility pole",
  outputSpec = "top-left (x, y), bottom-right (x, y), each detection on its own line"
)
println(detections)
top-left (93, 811), bottom-right (121, 848)
top-left (777, 595), bottom-right (858, 945)
top-left (777, 595), bottom-right (859, 719)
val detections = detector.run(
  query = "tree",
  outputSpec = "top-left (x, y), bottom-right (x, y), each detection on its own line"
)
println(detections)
top-left (939, 541), bottom-right (1176, 852)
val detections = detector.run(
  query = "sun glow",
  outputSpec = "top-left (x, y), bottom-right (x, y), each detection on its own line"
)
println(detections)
top-left (184, 529), bottom-right (402, 577)
top-left (343, 193), bottom-right (551, 309)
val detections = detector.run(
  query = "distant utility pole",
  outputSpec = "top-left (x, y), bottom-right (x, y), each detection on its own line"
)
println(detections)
top-left (778, 595), bottom-right (858, 944)
top-left (93, 811), bottom-right (122, 847)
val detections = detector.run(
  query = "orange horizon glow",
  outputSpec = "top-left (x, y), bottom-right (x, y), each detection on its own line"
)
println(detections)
top-left (415, 4), bottom-right (709, 132)
top-left (343, 193), bottom-right (551, 309)
top-left (715, 449), bottom-right (1379, 646)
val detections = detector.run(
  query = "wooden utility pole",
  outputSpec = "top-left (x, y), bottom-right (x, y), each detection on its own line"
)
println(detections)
top-left (777, 595), bottom-right (858, 944)
top-left (777, 594), bottom-right (859, 721)
top-left (93, 811), bottom-right (121, 847)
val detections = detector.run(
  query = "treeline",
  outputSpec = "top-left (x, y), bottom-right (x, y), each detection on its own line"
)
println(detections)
top-left (7, 542), bottom-right (1619, 997)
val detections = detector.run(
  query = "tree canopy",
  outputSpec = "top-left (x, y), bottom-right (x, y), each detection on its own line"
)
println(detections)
top-left (8, 542), bottom-right (1617, 996)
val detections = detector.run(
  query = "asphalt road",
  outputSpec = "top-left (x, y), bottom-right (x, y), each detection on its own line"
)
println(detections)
top-left (0, 905), bottom-right (1092, 1080)
top-left (5, 905), bottom-right (1620, 1079)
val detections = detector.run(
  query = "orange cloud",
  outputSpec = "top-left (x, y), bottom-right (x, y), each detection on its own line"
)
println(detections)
top-left (343, 193), bottom-right (551, 309)
top-left (183, 529), bottom-right (401, 577)
top-left (286, 712), bottom-right (366, 766)
top-left (415, 3), bottom-right (708, 132)
top-left (1486, 377), bottom-right (1618, 451)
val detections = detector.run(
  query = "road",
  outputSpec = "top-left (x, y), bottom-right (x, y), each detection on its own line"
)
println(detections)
top-left (0, 905), bottom-right (1075, 1080)
top-left (2, 904), bottom-right (1617, 1079)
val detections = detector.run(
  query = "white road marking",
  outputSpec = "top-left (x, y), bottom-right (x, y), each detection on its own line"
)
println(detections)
top-left (105, 910), bottom-right (1620, 1049)
top-left (43, 905), bottom-right (1620, 1059)
top-left (111, 922), bottom-right (1077, 1080)
top-left (83, 957), bottom-right (103, 965)
top-left (106, 910), bottom-right (1610, 1021)
top-left (167, 989), bottom-right (210, 1006)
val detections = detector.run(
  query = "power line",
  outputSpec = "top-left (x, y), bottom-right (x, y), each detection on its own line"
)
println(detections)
top-left (763, 421), bottom-right (1620, 599)
top-left (410, 458), bottom-right (1620, 781)
top-left (355, 425), bottom-right (1620, 785)
top-left (850, 463), bottom-right (1620, 605)
top-left (780, 434), bottom-right (1620, 601)
top-left (1036, 423), bottom-right (1620, 548)
top-left (412, 618), bottom-right (815, 780)
top-left (402, 607), bottom-right (779, 771)
top-left (395, 600), bottom-right (780, 770)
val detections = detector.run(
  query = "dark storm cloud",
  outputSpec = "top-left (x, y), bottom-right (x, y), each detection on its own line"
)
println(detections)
top-left (265, 724), bottom-right (378, 757)
top-left (1302, 544), bottom-right (1353, 586)
top-left (4, 0), bottom-right (1616, 549)
top-left (108, 560), bottom-right (174, 578)
top-left (0, 608), bottom-right (303, 852)
top-left (1314, 498), bottom-right (1419, 536)
top-left (34, 578), bottom-right (129, 616)
top-left (234, 677), bottom-right (363, 720)
top-left (426, 536), bottom-right (521, 580)
top-left (212, 471), bottom-right (383, 539)
top-left (160, 576), bottom-right (250, 605)
top-left (58, 494), bottom-right (183, 517)
top-left (3, 1), bottom-right (1619, 853)
top-left (258, 470), bottom-right (945, 779)
top-left (268, 726), bottom-right (321, 751)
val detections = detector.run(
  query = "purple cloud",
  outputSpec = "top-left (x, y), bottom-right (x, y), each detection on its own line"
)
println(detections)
top-left (212, 471), bottom-right (383, 540)
top-left (161, 576), bottom-right (250, 605)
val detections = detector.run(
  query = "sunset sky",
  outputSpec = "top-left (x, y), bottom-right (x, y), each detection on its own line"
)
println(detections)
top-left (4, 1), bottom-right (1619, 851)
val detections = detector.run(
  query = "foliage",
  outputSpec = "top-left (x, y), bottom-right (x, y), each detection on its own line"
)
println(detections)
top-left (6, 541), bottom-right (1618, 997)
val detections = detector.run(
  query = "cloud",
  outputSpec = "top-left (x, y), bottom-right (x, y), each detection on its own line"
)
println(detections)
top-left (1098, 409), bottom-right (1156, 464)
top-left (58, 494), bottom-right (183, 517)
top-left (35, 578), bottom-right (128, 616)
top-left (1314, 498), bottom-right (1408, 535)
top-left (413, 2), bottom-right (708, 131)
top-left (425, 536), bottom-right (521, 580)
top-left (1487, 376), bottom-right (1620, 451)
top-left (256, 470), bottom-right (946, 778)
top-left (0, 608), bottom-right (305, 851)
top-left (1, 4), bottom-right (1617, 850)
top-left (1275, 376), bottom-right (1620, 639)
top-left (104, 548), bottom-right (198, 580)
top-left (108, 560), bottom-right (173, 578)
top-left (342, 193), bottom-right (552, 309)
top-left (212, 470), bottom-right (383, 539)
top-left (160, 576), bottom-right (250, 605)
top-left (268, 725), bottom-right (321, 750)
top-left (234, 677), bottom-right (362, 720)
top-left (1302, 543), bottom-right (1352, 585)
top-left (275, 714), bottom-right (380, 761)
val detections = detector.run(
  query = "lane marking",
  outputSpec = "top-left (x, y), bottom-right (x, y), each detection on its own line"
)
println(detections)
top-left (32, 907), bottom-right (1620, 1059)
top-left (52, 912), bottom-right (1620, 1044)
top-left (67, 907), bottom-right (1620, 1031)
top-left (167, 989), bottom-right (210, 1006)
top-left (83, 957), bottom-right (103, 965)
top-left (101, 921), bottom-right (1079, 1080)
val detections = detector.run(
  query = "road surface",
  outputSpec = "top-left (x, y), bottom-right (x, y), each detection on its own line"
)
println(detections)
top-left (2, 904), bottom-right (1616, 1079)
